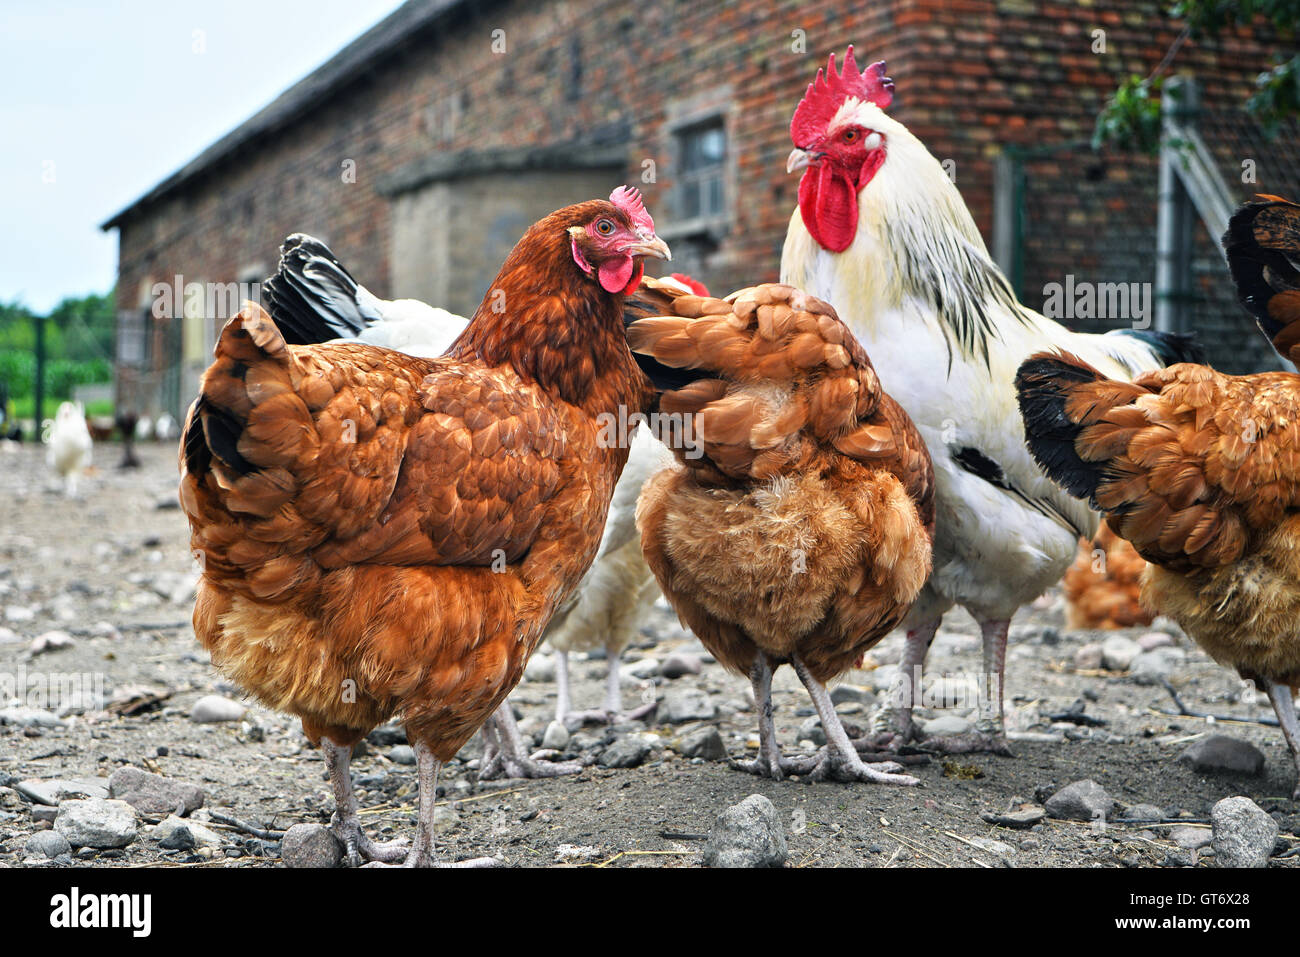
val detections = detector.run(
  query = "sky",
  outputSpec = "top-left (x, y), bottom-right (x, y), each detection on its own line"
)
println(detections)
top-left (0, 0), bottom-right (406, 313)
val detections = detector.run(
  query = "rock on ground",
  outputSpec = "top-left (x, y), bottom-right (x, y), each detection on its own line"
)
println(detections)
top-left (189, 695), bottom-right (246, 723)
top-left (1044, 779), bottom-right (1114, 822)
top-left (598, 737), bottom-right (651, 769)
top-left (660, 687), bottom-right (716, 723)
top-left (1210, 796), bottom-right (1277, 868)
top-left (25, 830), bottom-right (72, 860)
top-left (108, 766), bottom-right (205, 816)
top-left (280, 823), bottom-right (342, 868)
top-left (703, 794), bottom-right (787, 868)
top-left (55, 798), bottom-right (139, 849)
top-left (1179, 735), bottom-right (1266, 776)
top-left (677, 726), bottom-right (726, 761)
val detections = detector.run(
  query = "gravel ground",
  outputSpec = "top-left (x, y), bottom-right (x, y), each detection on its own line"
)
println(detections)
top-left (0, 441), bottom-right (1296, 868)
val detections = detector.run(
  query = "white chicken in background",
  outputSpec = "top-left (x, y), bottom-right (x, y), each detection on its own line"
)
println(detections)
top-left (43, 401), bottom-right (93, 496)
top-left (781, 49), bottom-right (1205, 753)
top-left (152, 413), bottom-right (178, 443)
top-left (134, 415), bottom-right (153, 442)
top-left (259, 234), bottom-right (672, 778)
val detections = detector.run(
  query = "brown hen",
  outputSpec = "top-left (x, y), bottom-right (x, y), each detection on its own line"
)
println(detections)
top-left (629, 279), bottom-right (933, 784)
top-left (1063, 525), bottom-right (1154, 631)
top-left (180, 191), bottom-right (668, 865)
top-left (1016, 196), bottom-right (1300, 799)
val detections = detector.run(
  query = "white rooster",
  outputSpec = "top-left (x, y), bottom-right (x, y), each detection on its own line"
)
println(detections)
top-left (781, 49), bottom-right (1204, 753)
top-left (44, 401), bottom-right (93, 496)
top-left (259, 234), bottom-right (672, 778)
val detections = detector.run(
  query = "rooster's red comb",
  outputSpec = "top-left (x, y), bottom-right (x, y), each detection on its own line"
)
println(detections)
top-left (610, 185), bottom-right (655, 234)
top-left (790, 46), bottom-right (893, 146)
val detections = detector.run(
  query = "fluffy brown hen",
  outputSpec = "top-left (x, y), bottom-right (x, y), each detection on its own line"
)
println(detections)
top-left (180, 190), bottom-right (668, 865)
top-left (629, 279), bottom-right (933, 784)
top-left (1016, 195), bottom-right (1300, 799)
top-left (1063, 525), bottom-right (1154, 631)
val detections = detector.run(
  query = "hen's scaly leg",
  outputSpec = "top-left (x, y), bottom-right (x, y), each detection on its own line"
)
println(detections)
top-left (733, 656), bottom-right (788, 779)
top-left (869, 620), bottom-right (938, 750)
top-left (321, 737), bottom-right (408, 866)
top-left (376, 742), bottom-right (498, 868)
top-left (1264, 680), bottom-right (1300, 801)
top-left (791, 656), bottom-right (919, 786)
top-left (476, 702), bottom-right (585, 781)
top-left (919, 616), bottom-right (1014, 756)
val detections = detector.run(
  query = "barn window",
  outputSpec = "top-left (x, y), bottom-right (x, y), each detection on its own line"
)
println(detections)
top-left (116, 310), bottom-right (147, 366)
top-left (676, 120), bottom-right (727, 223)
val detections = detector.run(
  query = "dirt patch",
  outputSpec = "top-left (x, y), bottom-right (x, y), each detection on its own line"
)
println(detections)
top-left (0, 442), bottom-right (1295, 867)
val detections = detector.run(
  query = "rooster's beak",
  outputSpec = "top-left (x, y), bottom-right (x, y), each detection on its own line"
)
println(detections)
top-left (786, 148), bottom-right (821, 173)
top-left (625, 235), bottom-right (672, 262)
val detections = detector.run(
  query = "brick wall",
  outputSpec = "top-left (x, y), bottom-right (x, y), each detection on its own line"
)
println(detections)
top-left (110, 0), bottom-right (1292, 415)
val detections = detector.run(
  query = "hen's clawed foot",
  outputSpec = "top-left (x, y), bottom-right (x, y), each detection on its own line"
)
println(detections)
top-left (331, 813), bottom-right (409, 867)
top-left (363, 852), bottom-right (501, 868)
top-left (797, 746), bottom-right (921, 785)
top-left (478, 746), bottom-right (587, 781)
top-left (866, 707), bottom-right (918, 752)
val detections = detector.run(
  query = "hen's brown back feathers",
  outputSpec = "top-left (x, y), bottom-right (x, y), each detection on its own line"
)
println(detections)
top-left (630, 280), bottom-right (933, 683)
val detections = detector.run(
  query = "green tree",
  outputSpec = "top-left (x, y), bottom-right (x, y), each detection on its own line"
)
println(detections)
top-left (1094, 0), bottom-right (1300, 153)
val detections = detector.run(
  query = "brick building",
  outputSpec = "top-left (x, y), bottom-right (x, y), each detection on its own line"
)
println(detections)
top-left (102, 0), bottom-right (1297, 418)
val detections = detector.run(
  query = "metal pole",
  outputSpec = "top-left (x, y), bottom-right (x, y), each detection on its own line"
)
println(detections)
top-left (33, 314), bottom-right (46, 434)
top-left (1155, 76), bottom-right (1196, 334)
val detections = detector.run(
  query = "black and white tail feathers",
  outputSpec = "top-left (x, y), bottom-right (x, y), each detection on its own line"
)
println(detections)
top-left (260, 234), bottom-right (383, 345)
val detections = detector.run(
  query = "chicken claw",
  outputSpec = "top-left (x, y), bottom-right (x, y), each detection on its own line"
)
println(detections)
top-left (477, 703), bottom-right (588, 781)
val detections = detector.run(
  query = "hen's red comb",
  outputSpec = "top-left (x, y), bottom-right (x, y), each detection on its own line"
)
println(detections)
top-left (790, 46), bottom-right (893, 146)
top-left (670, 273), bottom-right (710, 297)
top-left (610, 185), bottom-right (655, 234)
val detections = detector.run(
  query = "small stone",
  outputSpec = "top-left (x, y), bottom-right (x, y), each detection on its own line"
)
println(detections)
top-left (54, 799), bottom-right (139, 849)
top-left (25, 830), bottom-right (71, 859)
top-left (1138, 631), bottom-right (1175, 652)
top-left (967, 836), bottom-right (1014, 857)
top-left (524, 654), bottom-right (556, 683)
top-left (1129, 648), bottom-right (1185, 685)
top-left (660, 652), bottom-right (703, 679)
top-left (155, 814), bottom-right (223, 848)
top-left (659, 687), bottom-right (716, 723)
top-left (1074, 643), bottom-right (1104, 671)
top-left (1168, 826), bottom-right (1212, 851)
top-left (27, 630), bottom-right (74, 657)
top-left (829, 684), bottom-right (874, 706)
top-left (541, 720), bottom-right (570, 751)
top-left (432, 805), bottom-right (458, 833)
top-left (598, 737), bottom-right (651, 769)
top-left (678, 726), bottom-right (726, 761)
top-left (108, 766), bottom-right (205, 816)
top-left (1210, 796), bottom-right (1277, 868)
top-left (280, 823), bottom-right (342, 868)
top-left (555, 843), bottom-right (600, 863)
top-left (1179, 735), bottom-right (1266, 776)
top-left (1118, 804), bottom-right (1164, 822)
top-left (16, 777), bottom-right (109, 806)
top-left (921, 714), bottom-right (973, 737)
top-left (622, 657), bottom-right (660, 680)
top-left (189, 695), bottom-right (246, 723)
top-left (797, 717), bottom-right (827, 747)
top-left (981, 806), bottom-right (1046, 829)
top-left (0, 707), bottom-right (65, 729)
top-left (703, 794), bottom-right (787, 868)
top-left (1101, 635), bottom-right (1141, 672)
top-left (388, 745), bottom-right (416, 766)
top-left (1044, 779), bottom-right (1114, 822)
top-left (367, 724), bottom-right (406, 746)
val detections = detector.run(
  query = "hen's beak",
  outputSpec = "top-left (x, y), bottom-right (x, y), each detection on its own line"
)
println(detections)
top-left (625, 235), bottom-right (672, 262)
top-left (786, 148), bottom-right (822, 173)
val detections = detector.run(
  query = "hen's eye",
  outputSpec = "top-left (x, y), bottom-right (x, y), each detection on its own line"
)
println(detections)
top-left (843, 129), bottom-right (859, 142)
top-left (596, 219), bottom-right (615, 235)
